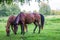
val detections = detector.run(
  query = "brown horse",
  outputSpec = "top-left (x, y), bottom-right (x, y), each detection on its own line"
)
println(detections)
top-left (6, 15), bottom-right (17, 36)
top-left (6, 15), bottom-right (28, 36)
top-left (14, 12), bottom-right (42, 35)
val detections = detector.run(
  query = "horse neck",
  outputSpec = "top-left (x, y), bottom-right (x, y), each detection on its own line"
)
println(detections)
top-left (14, 12), bottom-right (25, 24)
top-left (14, 15), bottom-right (19, 24)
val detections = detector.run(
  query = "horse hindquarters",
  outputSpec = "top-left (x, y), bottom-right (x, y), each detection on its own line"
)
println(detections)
top-left (33, 13), bottom-right (41, 33)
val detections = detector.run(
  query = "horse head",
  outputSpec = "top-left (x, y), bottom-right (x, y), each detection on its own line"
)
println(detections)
top-left (13, 12), bottom-right (24, 34)
top-left (13, 15), bottom-right (20, 34)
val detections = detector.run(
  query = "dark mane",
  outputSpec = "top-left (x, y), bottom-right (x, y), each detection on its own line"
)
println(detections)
top-left (14, 12), bottom-right (24, 25)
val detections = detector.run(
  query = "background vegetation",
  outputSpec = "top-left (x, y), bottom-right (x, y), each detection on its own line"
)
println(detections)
top-left (0, 0), bottom-right (60, 17)
top-left (0, 4), bottom-right (20, 16)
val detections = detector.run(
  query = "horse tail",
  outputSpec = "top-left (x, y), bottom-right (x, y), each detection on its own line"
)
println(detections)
top-left (40, 14), bottom-right (45, 29)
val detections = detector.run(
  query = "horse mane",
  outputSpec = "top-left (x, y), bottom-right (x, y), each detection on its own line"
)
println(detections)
top-left (14, 12), bottom-right (24, 25)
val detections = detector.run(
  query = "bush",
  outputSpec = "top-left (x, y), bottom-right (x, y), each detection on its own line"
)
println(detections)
top-left (0, 4), bottom-right (20, 17)
top-left (39, 2), bottom-right (51, 15)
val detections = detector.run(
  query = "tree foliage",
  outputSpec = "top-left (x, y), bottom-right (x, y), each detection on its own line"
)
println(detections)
top-left (51, 10), bottom-right (60, 15)
top-left (39, 2), bottom-right (51, 15)
top-left (0, 0), bottom-right (24, 4)
top-left (0, 0), bottom-right (13, 4)
top-left (0, 4), bottom-right (20, 17)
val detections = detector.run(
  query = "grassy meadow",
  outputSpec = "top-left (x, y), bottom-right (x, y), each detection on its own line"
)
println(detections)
top-left (0, 15), bottom-right (60, 40)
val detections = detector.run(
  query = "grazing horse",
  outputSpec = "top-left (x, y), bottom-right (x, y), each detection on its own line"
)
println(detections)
top-left (13, 12), bottom-right (44, 35)
top-left (6, 15), bottom-right (28, 36)
top-left (6, 15), bottom-right (17, 36)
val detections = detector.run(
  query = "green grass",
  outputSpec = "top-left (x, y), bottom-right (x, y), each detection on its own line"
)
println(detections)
top-left (0, 16), bottom-right (60, 40)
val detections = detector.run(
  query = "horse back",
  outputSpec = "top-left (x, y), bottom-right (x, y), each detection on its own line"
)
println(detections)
top-left (25, 13), bottom-right (35, 24)
top-left (19, 12), bottom-right (41, 24)
top-left (33, 13), bottom-right (41, 22)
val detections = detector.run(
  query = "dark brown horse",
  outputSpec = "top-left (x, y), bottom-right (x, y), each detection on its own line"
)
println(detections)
top-left (14, 12), bottom-right (43, 35)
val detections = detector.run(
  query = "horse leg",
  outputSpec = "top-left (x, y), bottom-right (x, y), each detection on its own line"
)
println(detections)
top-left (11, 25), bottom-right (14, 32)
top-left (33, 22), bottom-right (37, 33)
top-left (38, 22), bottom-right (41, 34)
top-left (14, 25), bottom-right (18, 34)
top-left (21, 23), bottom-right (25, 35)
top-left (11, 25), bottom-right (17, 34)
top-left (24, 24), bottom-right (28, 32)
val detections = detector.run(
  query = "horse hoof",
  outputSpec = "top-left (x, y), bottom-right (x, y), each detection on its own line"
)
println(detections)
top-left (7, 34), bottom-right (9, 36)
top-left (21, 32), bottom-right (22, 34)
top-left (38, 32), bottom-right (40, 34)
top-left (33, 32), bottom-right (35, 33)
top-left (23, 32), bottom-right (25, 35)
top-left (14, 33), bottom-right (17, 35)
top-left (26, 31), bottom-right (28, 32)
top-left (21, 32), bottom-right (25, 35)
